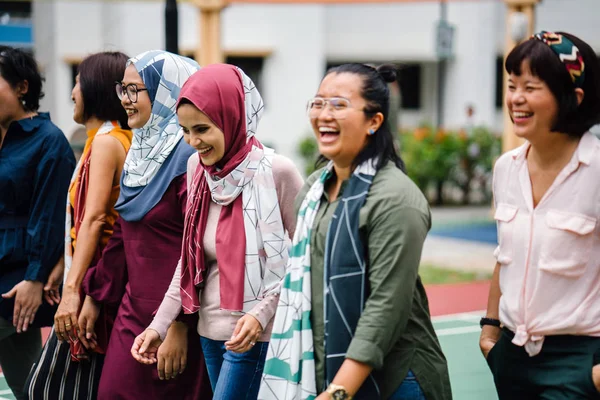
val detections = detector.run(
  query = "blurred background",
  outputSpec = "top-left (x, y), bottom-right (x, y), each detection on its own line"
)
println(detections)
top-left (1, 1), bottom-right (598, 398)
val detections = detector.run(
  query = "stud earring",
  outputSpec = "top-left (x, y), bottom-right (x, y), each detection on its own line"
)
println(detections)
top-left (368, 129), bottom-right (375, 135)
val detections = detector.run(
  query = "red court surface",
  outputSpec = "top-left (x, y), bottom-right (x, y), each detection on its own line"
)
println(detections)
top-left (425, 280), bottom-right (490, 317)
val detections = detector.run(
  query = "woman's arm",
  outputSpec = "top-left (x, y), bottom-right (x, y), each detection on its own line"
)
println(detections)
top-left (328, 205), bottom-right (429, 395)
top-left (64, 134), bottom-right (126, 292)
top-left (480, 262), bottom-right (502, 357)
top-left (1, 133), bottom-right (75, 333)
top-left (147, 260), bottom-right (184, 341)
top-left (55, 134), bottom-right (126, 339)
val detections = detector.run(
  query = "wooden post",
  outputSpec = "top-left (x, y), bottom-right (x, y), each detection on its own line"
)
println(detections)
top-left (193, 0), bottom-right (229, 66)
top-left (502, 0), bottom-right (541, 153)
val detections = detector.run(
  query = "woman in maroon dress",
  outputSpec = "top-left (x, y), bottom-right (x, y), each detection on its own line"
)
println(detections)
top-left (77, 51), bottom-right (211, 399)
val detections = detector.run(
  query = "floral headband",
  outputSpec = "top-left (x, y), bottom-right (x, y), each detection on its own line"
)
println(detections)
top-left (533, 31), bottom-right (585, 88)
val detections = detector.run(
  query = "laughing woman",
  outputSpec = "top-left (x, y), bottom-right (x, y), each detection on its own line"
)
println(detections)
top-left (259, 64), bottom-right (451, 400)
top-left (480, 31), bottom-right (600, 399)
top-left (131, 64), bottom-right (303, 400)
top-left (78, 50), bottom-right (211, 399)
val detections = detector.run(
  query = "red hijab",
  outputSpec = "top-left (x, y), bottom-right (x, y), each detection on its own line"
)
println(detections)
top-left (178, 64), bottom-right (261, 313)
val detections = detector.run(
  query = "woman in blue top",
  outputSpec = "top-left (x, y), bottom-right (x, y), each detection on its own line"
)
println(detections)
top-left (0, 46), bottom-right (75, 400)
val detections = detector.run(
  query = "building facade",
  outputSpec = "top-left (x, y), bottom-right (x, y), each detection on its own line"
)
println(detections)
top-left (1, 0), bottom-right (598, 164)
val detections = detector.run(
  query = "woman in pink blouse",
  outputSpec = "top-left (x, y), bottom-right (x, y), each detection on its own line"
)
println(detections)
top-left (480, 31), bottom-right (600, 399)
top-left (131, 64), bottom-right (303, 400)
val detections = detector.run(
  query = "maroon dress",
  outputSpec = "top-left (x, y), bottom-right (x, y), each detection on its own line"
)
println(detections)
top-left (84, 174), bottom-right (211, 400)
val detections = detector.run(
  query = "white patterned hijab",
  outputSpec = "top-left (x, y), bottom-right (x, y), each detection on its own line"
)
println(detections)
top-left (122, 50), bottom-right (200, 187)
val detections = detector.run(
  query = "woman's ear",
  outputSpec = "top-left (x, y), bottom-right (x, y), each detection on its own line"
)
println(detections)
top-left (15, 80), bottom-right (29, 98)
top-left (574, 88), bottom-right (584, 106)
top-left (368, 112), bottom-right (384, 133)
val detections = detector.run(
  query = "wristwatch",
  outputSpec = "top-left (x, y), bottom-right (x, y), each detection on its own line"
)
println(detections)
top-left (326, 384), bottom-right (353, 400)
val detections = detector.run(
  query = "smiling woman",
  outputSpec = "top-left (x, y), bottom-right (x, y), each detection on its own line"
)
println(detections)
top-left (259, 63), bottom-right (451, 400)
top-left (481, 31), bottom-right (600, 399)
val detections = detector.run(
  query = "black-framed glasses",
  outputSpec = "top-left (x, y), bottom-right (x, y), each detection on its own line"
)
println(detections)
top-left (115, 82), bottom-right (148, 103)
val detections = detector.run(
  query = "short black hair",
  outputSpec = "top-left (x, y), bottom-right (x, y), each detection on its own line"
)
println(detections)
top-left (0, 46), bottom-right (44, 112)
top-left (320, 63), bottom-right (405, 172)
top-left (505, 32), bottom-right (600, 138)
top-left (78, 51), bottom-right (129, 128)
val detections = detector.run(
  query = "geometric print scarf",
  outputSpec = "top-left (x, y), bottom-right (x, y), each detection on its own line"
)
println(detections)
top-left (121, 50), bottom-right (200, 187)
top-left (180, 66), bottom-right (287, 314)
top-left (259, 159), bottom-right (378, 400)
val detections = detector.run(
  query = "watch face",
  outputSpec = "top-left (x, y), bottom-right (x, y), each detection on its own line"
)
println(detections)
top-left (332, 389), bottom-right (348, 400)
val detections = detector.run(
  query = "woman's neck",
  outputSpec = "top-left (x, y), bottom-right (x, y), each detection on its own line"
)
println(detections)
top-left (528, 132), bottom-right (580, 170)
top-left (332, 162), bottom-right (352, 182)
top-left (0, 108), bottom-right (37, 141)
top-left (84, 116), bottom-right (104, 132)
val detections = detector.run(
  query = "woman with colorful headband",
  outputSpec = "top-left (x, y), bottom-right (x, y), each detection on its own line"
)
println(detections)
top-left (259, 63), bottom-right (451, 400)
top-left (74, 51), bottom-right (211, 399)
top-left (131, 64), bottom-right (303, 400)
top-left (25, 51), bottom-right (131, 400)
top-left (480, 31), bottom-right (600, 398)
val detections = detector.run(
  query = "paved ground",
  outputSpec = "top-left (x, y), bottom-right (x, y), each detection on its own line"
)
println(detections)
top-left (423, 206), bottom-right (497, 273)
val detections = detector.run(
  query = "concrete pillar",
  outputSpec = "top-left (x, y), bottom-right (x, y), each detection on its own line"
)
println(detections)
top-left (502, 0), bottom-right (541, 152)
top-left (193, 0), bottom-right (229, 66)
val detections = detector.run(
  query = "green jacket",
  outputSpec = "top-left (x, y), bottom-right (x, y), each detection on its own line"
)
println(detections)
top-left (299, 162), bottom-right (452, 399)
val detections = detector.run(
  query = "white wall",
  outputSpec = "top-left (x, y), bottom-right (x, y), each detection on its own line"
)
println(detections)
top-left (33, 0), bottom-right (600, 157)
top-left (442, 1), bottom-right (498, 131)
top-left (325, 3), bottom-right (440, 62)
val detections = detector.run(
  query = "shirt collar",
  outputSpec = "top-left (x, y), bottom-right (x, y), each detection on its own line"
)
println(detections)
top-left (13, 112), bottom-right (50, 133)
top-left (511, 132), bottom-right (596, 167)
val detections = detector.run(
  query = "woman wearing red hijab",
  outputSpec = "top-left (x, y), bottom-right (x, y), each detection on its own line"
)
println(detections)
top-left (131, 64), bottom-right (303, 399)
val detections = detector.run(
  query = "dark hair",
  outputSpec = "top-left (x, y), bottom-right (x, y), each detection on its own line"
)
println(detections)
top-left (319, 63), bottom-right (405, 172)
top-left (505, 32), bottom-right (600, 138)
top-left (78, 51), bottom-right (129, 128)
top-left (0, 46), bottom-right (44, 112)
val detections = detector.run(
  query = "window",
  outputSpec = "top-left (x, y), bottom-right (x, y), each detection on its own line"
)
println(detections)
top-left (495, 55), bottom-right (504, 109)
top-left (398, 64), bottom-right (421, 110)
top-left (225, 56), bottom-right (264, 94)
top-left (325, 62), bottom-right (422, 110)
top-left (70, 62), bottom-right (80, 89)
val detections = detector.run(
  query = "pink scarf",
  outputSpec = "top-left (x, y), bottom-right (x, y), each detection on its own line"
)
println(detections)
top-left (179, 64), bottom-right (261, 313)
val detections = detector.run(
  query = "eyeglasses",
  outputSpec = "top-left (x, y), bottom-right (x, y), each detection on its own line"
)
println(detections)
top-left (115, 82), bottom-right (149, 103)
top-left (307, 97), bottom-right (356, 120)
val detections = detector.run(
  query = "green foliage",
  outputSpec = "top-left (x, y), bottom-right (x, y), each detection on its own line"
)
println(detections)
top-left (297, 135), bottom-right (320, 176)
top-left (296, 125), bottom-right (501, 204)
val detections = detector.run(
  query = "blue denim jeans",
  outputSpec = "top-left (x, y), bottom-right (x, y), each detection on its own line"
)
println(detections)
top-left (388, 371), bottom-right (426, 400)
top-left (200, 336), bottom-right (268, 400)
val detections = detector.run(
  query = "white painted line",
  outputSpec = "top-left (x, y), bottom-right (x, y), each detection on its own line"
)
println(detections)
top-left (432, 310), bottom-right (486, 323)
top-left (436, 325), bottom-right (482, 336)
top-left (0, 389), bottom-right (12, 395)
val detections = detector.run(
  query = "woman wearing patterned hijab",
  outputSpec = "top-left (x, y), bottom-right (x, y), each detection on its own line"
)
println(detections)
top-left (131, 64), bottom-right (303, 399)
top-left (69, 51), bottom-right (211, 399)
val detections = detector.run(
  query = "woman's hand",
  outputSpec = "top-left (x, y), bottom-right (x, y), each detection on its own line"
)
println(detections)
top-left (2, 280), bottom-right (43, 333)
top-left (131, 328), bottom-right (163, 364)
top-left (77, 296), bottom-right (100, 350)
top-left (157, 321), bottom-right (188, 380)
top-left (54, 287), bottom-right (80, 341)
top-left (44, 258), bottom-right (64, 306)
top-left (225, 314), bottom-right (263, 353)
top-left (479, 325), bottom-right (501, 359)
